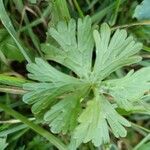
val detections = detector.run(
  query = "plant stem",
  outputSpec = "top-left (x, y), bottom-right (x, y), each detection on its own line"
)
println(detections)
top-left (0, 86), bottom-right (26, 95)
top-left (0, 103), bottom-right (67, 150)
top-left (133, 134), bottom-right (150, 150)
top-left (19, 5), bottom-right (51, 32)
top-left (143, 45), bottom-right (150, 52)
top-left (112, 20), bottom-right (150, 30)
top-left (73, 0), bottom-right (84, 18)
top-left (0, 118), bottom-right (35, 124)
top-left (109, 0), bottom-right (121, 26)
top-left (131, 122), bottom-right (150, 133)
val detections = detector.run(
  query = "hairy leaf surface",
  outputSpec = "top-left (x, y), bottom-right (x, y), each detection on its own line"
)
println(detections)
top-left (102, 67), bottom-right (150, 110)
top-left (23, 16), bottom-right (147, 148)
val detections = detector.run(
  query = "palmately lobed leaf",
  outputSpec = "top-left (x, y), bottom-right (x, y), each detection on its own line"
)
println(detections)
top-left (26, 58), bottom-right (80, 83)
top-left (42, 16), bottom-right (94, 79)
top-left (69, 96), bottom-right (130, 149)
top-left (92, 23), bottom-right (142, 81)
top-left (22, 16), bottom-right (148, 149)
top-left (23, 58), bottom-right (89, 116)
top-left (44, 92), bottom-right (82, 134)
top-left (102, 67), bottom-right (150, 111)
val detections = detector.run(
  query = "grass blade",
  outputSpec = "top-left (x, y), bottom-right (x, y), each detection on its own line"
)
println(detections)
top-left (0, 0), bottom-right (33, 63)
top-left (0, 103), bottom-right (67, 150)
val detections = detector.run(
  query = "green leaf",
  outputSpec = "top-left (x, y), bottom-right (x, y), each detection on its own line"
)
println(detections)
top-left (92, 23), bottom-right (142, 81)
top-left (0, 29), bottom-right (24, 61)
top-left (23, 58), bottom-right (89, 116)
top-left (42, 16), bottom-right (94, 78)
top-left (23, 82), bottom-right (82, 116)
top-left (26, 58), bottom-right (80, 83)
top-left (0, 137), bottom-right (8, 150)
top-left (69, 96), bottom-right (130, 149)
top-left (23, 17), bottom-right (144, 148)
top-left (102, 67), bottom-right (150, 111)
top-left (44, 92), bottom-right (82, 134)
top-left (133, 0), bottom-right (150, 20)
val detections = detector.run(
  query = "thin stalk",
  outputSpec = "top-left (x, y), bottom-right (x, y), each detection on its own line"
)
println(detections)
top-left (131, 122), bottom-right (150, 133)
top-left (109, 0), bottom-right (121, 26)
top-left (91, 0), bottom-right (126, 23)
top-left (112, 20), bottom-right (150, 30)
top-left (143, 45), bottom-right (150, 52)
top-left (133, 134), bottom-right (150, 150)
top-left (0, 85), bottom-right (26, 95)
top-left (19, 5), bottom-right (51, 32)
top-left (0, 103), bottom-right (67, 150)
top-left (0, 118), bottom-right (35, 124)
top-left (73, 0), bottom-right (84, 18)
top-left (13, 0), bottom-right (43, 57)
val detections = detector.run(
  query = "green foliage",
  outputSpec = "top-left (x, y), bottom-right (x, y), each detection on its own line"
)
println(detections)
top-left (0, 137), bottom-right (8, 150)
top-left (133, 0), bottom-right (150, 20)
top-left (92, 23), bottom-right (142, 81)
top-left (69, 95), bottom-right (130, 149)
top-left (137, 142), bottom-right (150, 150)
top-left (23, 58), bottom-right (88, 118)
top-left (0, 0), bottom-right (33, 63)
top-left (0, 0), bottom-right (149, 150)
top-left (0, 74), bottom-right (28, 87)
top-left (22, 16), bottom-right (150, 149)
top-left (102, 67), bottom-right (150, 111)
top-left (50, 0), bottom-right (70, 25)
top-left (29, 0), bottom-right (37, 4)
top-left (27, 136), bottom-right (53, 150)
top-left (44, 92), bottom-right (82, 134)
top-left (42, 16), bottom-right (94, 78)
top-left (0, 29), bottom-right (24, 61)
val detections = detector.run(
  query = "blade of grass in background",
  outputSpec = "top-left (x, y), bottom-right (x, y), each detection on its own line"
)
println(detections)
top-left (73, 0), bottom-right (84, 18)
top-left (0, 74), bottom-right (29, 95)
top-left (0, 75), bottom-right (28, 87)
top-left (109, 0), bottom-right (121, 26)
top-left (91, 1), bottom-right (116, 23)
top-left (0, 0), bottom-right (33, 63)
top-left (133, 134), bottom-right (150, 150)
top-left (0, 85), bottom-right (26, 95)
top-left (12, 0), bottom-right (43, 57)
top-left (19, 5), bottom-right (51, 33)
top-left (91, 0), bottom-right (125, 24)
top-left (0, 103), bottom-right (67, 150)
top-left (55, 0), bottom-right (70, 20)
top-left (0, 124), bottom-right (28, 137)
top-left (50, 0), bottom-right (70, 25)
top-left (143, 45), bottom-right (150, 52)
